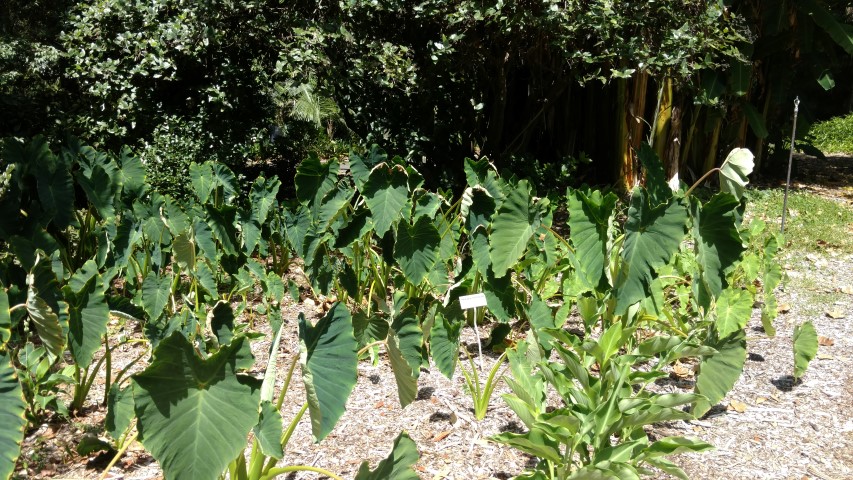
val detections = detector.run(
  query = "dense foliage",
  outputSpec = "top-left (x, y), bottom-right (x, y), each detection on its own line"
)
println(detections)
top-left (0, 138), bottom-right (818, 479)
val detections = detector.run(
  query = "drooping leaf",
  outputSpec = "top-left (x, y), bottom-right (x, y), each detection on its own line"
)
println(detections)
top-left (491, 428), bottom-right (562, 464)
top-left (253, 401), bottom-right (284, 459)
top-left (567, 188), bottom-right (618, 291)
top-left (729, 61), bottom-right (752, 97)
top-left (298, 303), bottom-right (358, 441)
top-left (208, 301), bottom-right (235, 347)
top-left (205, 205), bottom-right (239, 256)
top-left (132, 333), bottom-right (261, 480)
top-left (189, 162), bottom-right (214, 205)
top-left (0, 351), bottom-right (27, 480)
top-left (141, 271), bottom-right (172, 322)
top-left (615, 190), bottom-right (688, 314)
top-left (798, 0), bottom-right (853, 55)
top-left (693, 331), bottom-right (746, 417)
top-left (714, 288), bottom-right (752, 338)
top-left (394, 216), bottom-right (441, 285)
top-left (26, 287), bottom-right (65, 363)
top-left (66, 274), bottom-right (109, 369)
top-left (354, 431), bottom-right (420, 480)
top-left (349, 145), bottom-right (387, 191)
top-left (742, 103), bottom-right (769, 139)
top-left (116, 147), bottom-right (146, 198)
top-left (105, 384), bottom-right (134, 440)
top-left (793, 321), bottom-right (818, 380)
top-left (75, 164), bottom-right (117, 220)
top-left (693, 193), bottom-right (745, 301)
top-left (249, 176), bottom-right (280, 225)
top-left (392, 307), bottom-right (423, 376)
top-left (490, 180), bottom-right (541, 277)
top-left (719, 148), bottom-right (754, 200)
top-left (362, 163), bottom-right (410, 237)
top-left (387, 332), bottom-right (418, 408)
top-left (637, 143), bottom-right (671, 205)
top-left (172, 232), bottom-right (196, 271)
top-left (295, 154), bottom-right (339, 207)
top-left (430, 307), bottom-right (462, 379)
top-left (526, 294), bottom-right (555, 351)
top-left (482, 266), bottom-right (517, 322)
top-left (35, 162), bottom-right (75, 230)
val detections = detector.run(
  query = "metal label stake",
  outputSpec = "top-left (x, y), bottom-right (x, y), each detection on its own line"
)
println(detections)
top-left (781, 97), bottom-right (800, 234)
top-left (459, 293), bottom-right (488, 371)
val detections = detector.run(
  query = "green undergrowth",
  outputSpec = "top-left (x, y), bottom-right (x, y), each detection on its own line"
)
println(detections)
top-left (807, 113), bottom-right (853, 155)
top-left (745, 188), bottom-right (853, 254)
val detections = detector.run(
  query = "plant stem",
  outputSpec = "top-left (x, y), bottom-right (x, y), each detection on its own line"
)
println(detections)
top-left (98, 432), bottom-right (138, 480)
top-left (260, 465), bottom-right (343, 480)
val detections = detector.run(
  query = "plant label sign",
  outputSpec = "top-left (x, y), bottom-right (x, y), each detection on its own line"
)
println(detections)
top-left (459, 293), bottom-right (488, 310)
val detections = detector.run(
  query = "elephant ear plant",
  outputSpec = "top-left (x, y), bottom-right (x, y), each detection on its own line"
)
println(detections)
top-left (122, 301), bottom-right (419, 480)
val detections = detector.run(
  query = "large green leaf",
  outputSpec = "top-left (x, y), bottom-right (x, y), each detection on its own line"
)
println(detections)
top-left (208, 301), bottom-right (235, 347)
top-left (205, 205), bottom-right (239, 256)
top-left (637, 143), bottom-right (671, 206)
top-left (117, 147), bottom-right (147, 198)
top-left (387, 332), bottom-right (418, 408)
top-left (75, 164), bottom-right (117, 220)
top-left (26, 287), bottom-right (65, 363)
top-left (249, 176), bottom-right (280, 224)
top-left (141, 271), bottom-right (172, 322)
top-left (719, 149), bottom-right (754, 200)
top-left (172, 232), bottom-right (196, 271)
top-left (714, 288), bottom-right (752, 339)
top-left (693, 193), bottom-right (745, 301)
top-left (189, 162), bottom-right (215, 205)
top-left (526, 294), bottom-right (556, 351)
top-left (105, 384), bottom-right (134, 440)
top-left (567, 188), bottom-right (618, 291)
top-left (298, 303), bottom-right (358, 441)
top-left (615, 190), bottom-right (688, 314)
top-left (693, 331), bottom-right (746, 417)
top-left (362, 163), bottom-right (410, 237)
top-left (430, 307), bottom-right (462, 379)
top-left (0, 351), bottom-right (26, 480)
top-left (132, 333), bottom-right (261, 480)
top-left (391, 308), bottom-right (423, 377)
top-left (35, 161), bottom-right (75, 230)
top-left (355, 431), bottom-right (420, 480)
top-left (295, 154), bottom-right (339, 206)
top-left (490, 180), bottom-right (542, 277)
top-left (793, 321), bottom-right (818, 380)
top-left (349, 145), bottom-right (387, 191)
top-left (798, 0), bottom-right (853, 55)
top-left (65, 274), bottom-right (109, 369)
top-left (394, 216), bottom-right (441, 285)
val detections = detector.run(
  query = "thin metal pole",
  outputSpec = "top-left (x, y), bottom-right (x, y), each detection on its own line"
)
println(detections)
top-left (781, 97), bottom-right (800, 234)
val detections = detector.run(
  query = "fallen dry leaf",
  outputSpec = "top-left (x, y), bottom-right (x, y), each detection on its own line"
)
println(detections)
top-left (817, 353), bottom-right (834, 360)
top-left (825, 309), bottom-right (846, 319)
top-left (728, 399), bottom-right (748, 413)
top-left (818, 336), bottom-right (834, 346)
top-left (777, 303), bottom-right (791, 314)
top-left (432, 430), bottom-right (452, 442)
top-left (671, 361), bottom-right (693, 378)
top-left (755, 397), bottom-right (767, 405)
top-left (841, 285), bottom-right (853, 295)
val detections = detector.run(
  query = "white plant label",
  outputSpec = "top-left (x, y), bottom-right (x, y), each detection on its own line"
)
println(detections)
top-left (459, 293), bottom-right (488, 310)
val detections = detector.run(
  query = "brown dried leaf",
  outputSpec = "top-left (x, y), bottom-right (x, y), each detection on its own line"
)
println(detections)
top-left (728, 399), bottom-right (748, 413)
top-left (825, 309), bottom-right (846, 319)
top-left (818, 336), bottom-right (834, 346)
top-left (433, 430), bottom-right (452, 442)
top-left (671, 361), bottom-right (693, 378)
top-left (777, 303), bottom-right (791, 314)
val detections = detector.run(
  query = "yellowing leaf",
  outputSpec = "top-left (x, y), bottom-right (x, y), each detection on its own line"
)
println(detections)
top-left (728, 399), bottom-right (748, 413)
